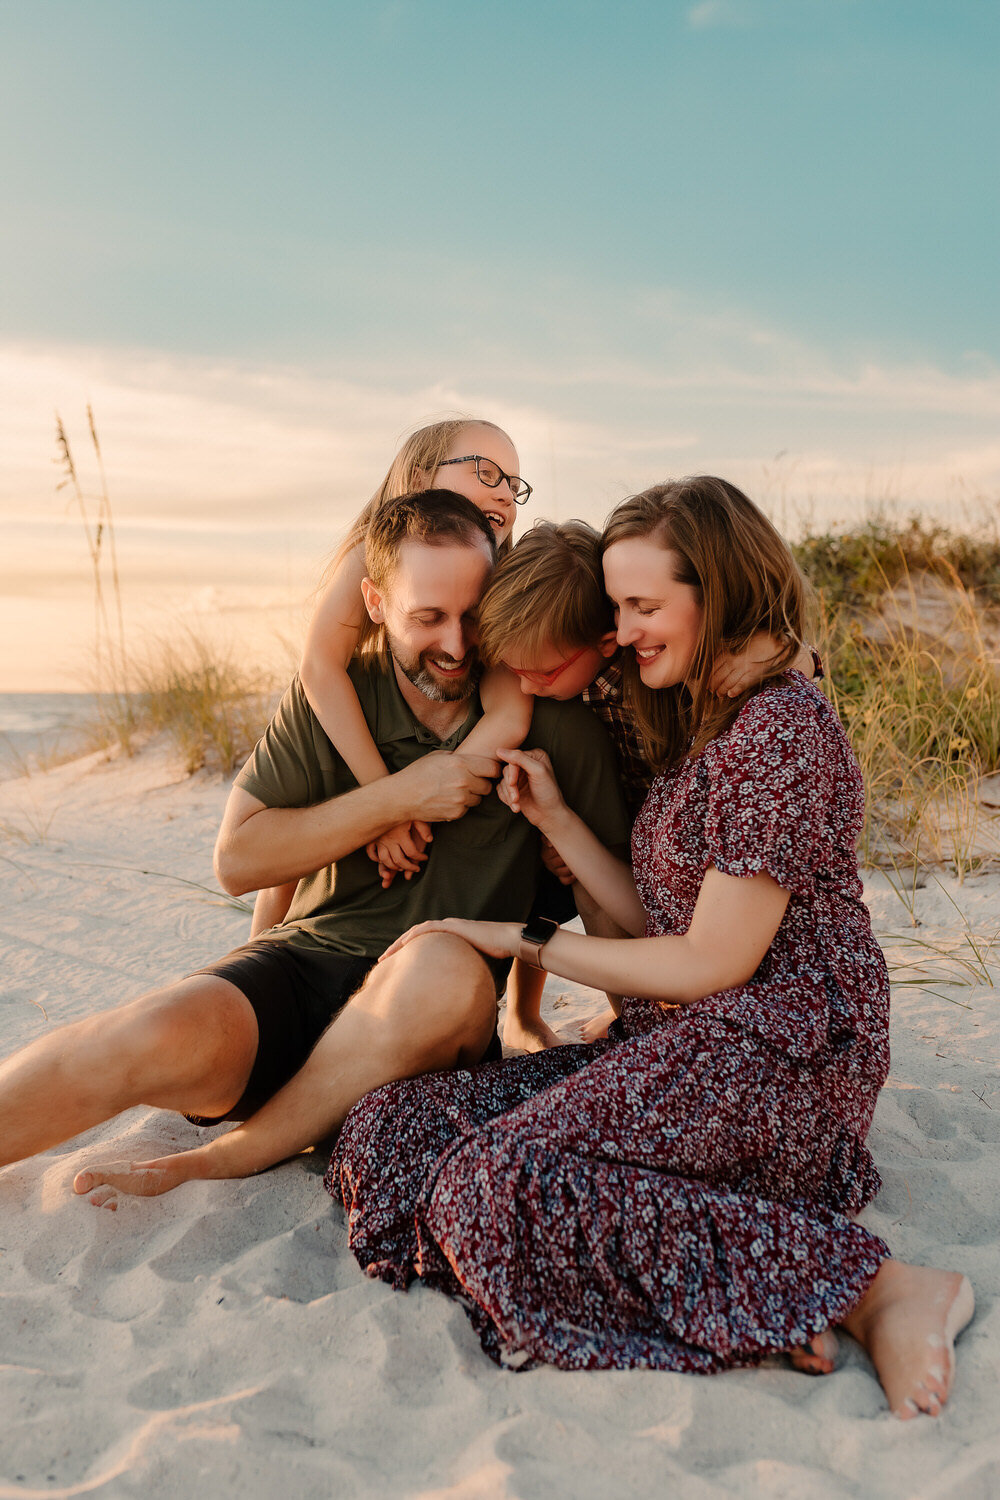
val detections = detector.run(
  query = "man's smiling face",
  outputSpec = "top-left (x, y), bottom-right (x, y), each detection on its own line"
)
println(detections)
top-left (363, 535), bottom-right (495, 703)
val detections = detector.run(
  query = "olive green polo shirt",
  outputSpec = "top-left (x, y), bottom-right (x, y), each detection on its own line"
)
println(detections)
top-left (235, 663), bottom-right (628, 968)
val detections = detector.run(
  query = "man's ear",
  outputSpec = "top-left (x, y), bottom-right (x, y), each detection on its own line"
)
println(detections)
top-left (597, 630), bottom-right (619, 658)
top-left (361, 576), bottom-right (385, 624)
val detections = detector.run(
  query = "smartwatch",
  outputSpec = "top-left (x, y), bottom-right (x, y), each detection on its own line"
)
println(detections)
top-left (518, 915), bottom-right (559, 968)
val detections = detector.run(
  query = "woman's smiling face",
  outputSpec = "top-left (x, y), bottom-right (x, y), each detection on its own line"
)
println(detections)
top-left (603, 537), bottom-right (704, 690)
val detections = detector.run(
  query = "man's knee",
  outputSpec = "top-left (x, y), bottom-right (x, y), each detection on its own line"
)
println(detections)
top-left (362, 933), bottom-right (496, 1044)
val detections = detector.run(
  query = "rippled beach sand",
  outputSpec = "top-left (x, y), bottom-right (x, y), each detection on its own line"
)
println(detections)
top-left (1, 740), bottom-right (998, 1498)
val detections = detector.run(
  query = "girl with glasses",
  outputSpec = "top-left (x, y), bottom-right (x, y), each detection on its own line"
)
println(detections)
top-left (251, 418), bottom-right (534, 934)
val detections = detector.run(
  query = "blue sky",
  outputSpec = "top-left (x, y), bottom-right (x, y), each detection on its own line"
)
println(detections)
top-left (2, 0), bottom-right (998, 686)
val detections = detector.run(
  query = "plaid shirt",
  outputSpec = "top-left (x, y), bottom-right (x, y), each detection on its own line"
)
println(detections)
top-left (582, 652), bottom-right (654, 822)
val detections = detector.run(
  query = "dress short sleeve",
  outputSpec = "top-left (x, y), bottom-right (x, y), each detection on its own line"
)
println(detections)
top-left (702, 682), bottom-right (840, 900)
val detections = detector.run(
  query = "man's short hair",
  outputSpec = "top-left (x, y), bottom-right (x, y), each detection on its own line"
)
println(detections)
top-left (364, 489), bottom-right (497, 590)
top-left (477, 520), bottom-right (614, 665)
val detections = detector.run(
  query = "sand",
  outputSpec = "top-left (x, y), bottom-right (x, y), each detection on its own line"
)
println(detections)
top-left (1, 741), bottom-right (999, 1498)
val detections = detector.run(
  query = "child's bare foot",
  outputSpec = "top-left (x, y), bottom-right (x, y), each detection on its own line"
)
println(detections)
top-left (841, 1260), bottom-right (974, 1418)
top-left (579, 1006), bottom-right (616, 1044)
top-left (788, 1328), bottom-right (838, 1375)
top-left (502, 1013), bottom-right (563, 1053)
top-left (73, 1150), bottom-right (208, 1208)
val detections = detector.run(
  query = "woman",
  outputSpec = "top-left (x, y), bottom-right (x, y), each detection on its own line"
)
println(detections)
top-left (327, 477), bottom-right (972, 1418)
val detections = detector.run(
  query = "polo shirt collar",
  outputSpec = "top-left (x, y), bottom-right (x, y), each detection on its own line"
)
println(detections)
top-left (370, 661), bottom-right (482, 749)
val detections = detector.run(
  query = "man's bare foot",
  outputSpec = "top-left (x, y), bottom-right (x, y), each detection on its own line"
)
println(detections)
top-left (502, 1012), bottom-right (563, 1053)
top-left (579, 1006), bottom-right (616, 1044)
top-left (841, 1260), bottom-right (974, 1418)
top-left (788, 1328), bottom-right (838, 1375)
top-left (73, 1150), bottom-right (208, 1208)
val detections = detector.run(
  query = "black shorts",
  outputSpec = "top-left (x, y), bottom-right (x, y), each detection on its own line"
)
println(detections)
top-left (191, 936), bottom-right (501, 1123)
top-left (530, 866), bottom-right (578, 926)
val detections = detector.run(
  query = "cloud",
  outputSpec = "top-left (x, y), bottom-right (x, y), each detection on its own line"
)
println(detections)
top-left (686, 0), bottom-right (751, 30)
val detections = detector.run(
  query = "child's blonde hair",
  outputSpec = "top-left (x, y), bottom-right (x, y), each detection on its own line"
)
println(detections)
top-left (329, 417), bottom-right (514, 655)
top-left (477, 520), bottom-right (613, 665)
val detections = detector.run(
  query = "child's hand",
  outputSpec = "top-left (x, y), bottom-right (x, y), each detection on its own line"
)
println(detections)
top-left (366, 819), bottom-right (433, 889)
top-left (710, 632), bottom-right (784, 698)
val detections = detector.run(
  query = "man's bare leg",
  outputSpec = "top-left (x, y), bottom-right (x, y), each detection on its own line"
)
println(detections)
top-left (74, 932), bottom-right (497, 1203)
top-left (0, 976), bottom-right (259, 1171)
top-left (840, 1260), bottom-right (974, 1418)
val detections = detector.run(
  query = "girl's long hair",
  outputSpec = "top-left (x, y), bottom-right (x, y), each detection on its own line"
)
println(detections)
top-left (601, 477), bottom-right (807, 769)
top-left (327, 418), bottom-right (514, 654)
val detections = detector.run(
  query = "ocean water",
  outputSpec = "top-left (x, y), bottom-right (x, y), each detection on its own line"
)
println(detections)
top-left (0, 692), bottom-right (105, 781)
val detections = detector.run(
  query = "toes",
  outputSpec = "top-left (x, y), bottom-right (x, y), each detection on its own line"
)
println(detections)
top-left (88, 1186), bottom-right (119, 1211)
top-left (73, 1171), bottom-right (95, 1194)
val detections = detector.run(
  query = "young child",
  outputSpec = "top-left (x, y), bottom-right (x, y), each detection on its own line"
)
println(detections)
top-left (475, 518), bottom-right (822, 1048)
top-left (251, 418), bottom-right (535, 934)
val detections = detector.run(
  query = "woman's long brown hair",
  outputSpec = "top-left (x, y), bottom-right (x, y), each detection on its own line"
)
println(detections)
top-left (600, 477), bottom-right (808, 770)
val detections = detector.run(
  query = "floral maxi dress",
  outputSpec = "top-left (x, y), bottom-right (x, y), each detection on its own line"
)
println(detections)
top-left (326, 675), bottom-right (892, 1372)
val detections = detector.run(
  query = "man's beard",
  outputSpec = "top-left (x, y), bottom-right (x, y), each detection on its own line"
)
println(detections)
top-left (386, 630), bottom-right (482, 703)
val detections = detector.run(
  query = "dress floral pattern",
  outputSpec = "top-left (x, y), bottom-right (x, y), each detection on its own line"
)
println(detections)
top-left (326, 674), bottom-right (891, 1372)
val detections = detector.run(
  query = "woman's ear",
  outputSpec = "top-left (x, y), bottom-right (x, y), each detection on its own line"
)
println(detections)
top-left (361, 576), bottom-right (385, 624)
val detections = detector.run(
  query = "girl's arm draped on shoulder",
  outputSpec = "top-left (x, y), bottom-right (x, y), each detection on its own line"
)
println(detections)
top-left (300, 544), bottom-right (389, 786)
top-left (462, 665), bottom-right (533, 757)
top-left (299, 542), bottom-right (431, 886)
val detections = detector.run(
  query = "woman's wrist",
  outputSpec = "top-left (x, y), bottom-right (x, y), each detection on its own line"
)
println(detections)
top-left (535, 800), bottom-right (574, 843)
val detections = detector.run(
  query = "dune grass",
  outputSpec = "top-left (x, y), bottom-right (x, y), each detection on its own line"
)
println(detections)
top-left (797, 518), bottom-right (1000, 881)
top-left (56, 413), bottom-right (278, 775)
top-left (129, 632), bottom-right (277, 774)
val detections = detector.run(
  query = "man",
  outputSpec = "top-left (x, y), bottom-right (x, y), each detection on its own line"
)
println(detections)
top-left (0, 491), bottom-right (627, 1201)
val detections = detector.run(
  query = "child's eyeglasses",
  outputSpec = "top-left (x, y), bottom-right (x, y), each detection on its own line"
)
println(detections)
top-left (503, 645), bottom-right (590, 687)
top-left (436, 455), bottom-right (532, 504)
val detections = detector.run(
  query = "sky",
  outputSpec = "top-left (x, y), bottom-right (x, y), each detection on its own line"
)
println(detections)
top-left (2, 0), bottom-right (998, 689)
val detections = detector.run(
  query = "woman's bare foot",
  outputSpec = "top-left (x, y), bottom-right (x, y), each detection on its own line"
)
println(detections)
top-left (579, 1006), bottom-right (616, 1044)
top-left (788, 1328), bottom-right (838, 1375)
top-left (73, 1149), bottom-right (210, 1208)
top-left (502, 1012), bottom-right (562, 1053)
top-left (841, 1260), bottom-right (974, 1418)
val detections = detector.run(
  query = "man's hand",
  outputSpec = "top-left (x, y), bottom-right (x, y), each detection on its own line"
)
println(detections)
top-left (395, 751), bottom-right (500, 824)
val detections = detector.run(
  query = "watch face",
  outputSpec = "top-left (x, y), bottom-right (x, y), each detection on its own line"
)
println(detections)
top-left (521, 915), bottom-right (558, 945)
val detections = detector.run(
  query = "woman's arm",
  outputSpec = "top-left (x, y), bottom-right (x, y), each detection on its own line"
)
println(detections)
top-left (497, 747), bottom-right (647, 936)
top-left (379, 865), bottom-right (790, 1005)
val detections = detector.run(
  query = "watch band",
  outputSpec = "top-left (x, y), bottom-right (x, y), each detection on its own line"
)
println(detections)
top-left (518, 916), bottom-right (558, 968)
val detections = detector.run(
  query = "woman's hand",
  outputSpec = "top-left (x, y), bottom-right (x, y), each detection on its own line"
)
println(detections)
top-left (496, 747), bottom-right (567, 829)
top-left (378, 917), bottom-right (521, 964)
